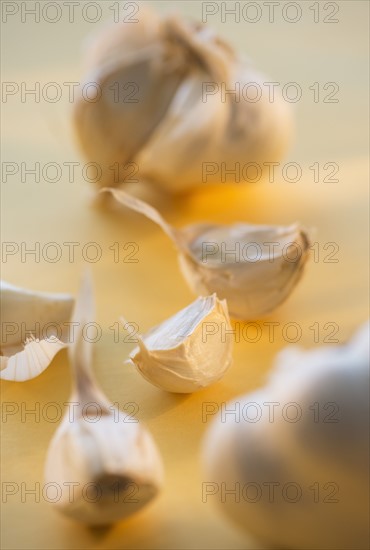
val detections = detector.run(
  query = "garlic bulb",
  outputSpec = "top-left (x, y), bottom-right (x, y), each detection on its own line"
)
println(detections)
top-left (0, 280), bottom-right (74, 381)
top-left (44, 272), bottom-right (164, 525)
top-left (105, 188), bottom-right (310, 319)
top-left (74, 7), bottom-right (292, 193)
top-left (203, 321), bottom-right (370, 550)
top-left (125, 294), bottom-right (233, 393)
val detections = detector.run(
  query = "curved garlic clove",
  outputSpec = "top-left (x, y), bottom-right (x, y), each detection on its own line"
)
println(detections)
top-left (0, 280), bottom-right (74, 381)
top-left (74, 7), bottom-right (292, 193)
top-left (105, 189), bottom-right (310, 320)
top-left (179, 222), bottom-right (310, 319)
top-left (202, 321), bottom-right (370, 550)
top-left (44, 272), bottom-right (164, 525)
top-left (126, 294), bottom-right (233, 393)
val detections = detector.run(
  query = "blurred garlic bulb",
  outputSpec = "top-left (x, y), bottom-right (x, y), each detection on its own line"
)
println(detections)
top-left (203, 321), bottom-right (370, 550)
top-left (0, 280), bottom-right (74, 381)
top-left (74, 7), bottom-right (292, 193)
top-left (125, 294), bottom-right (233, 393)
top-left (105, 188), bottom-right (310, 319)
top-left (44, 272), bottom-right (164, 525)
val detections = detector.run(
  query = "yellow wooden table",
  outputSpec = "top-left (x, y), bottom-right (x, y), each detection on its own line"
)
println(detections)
top-left (1, 1), bottom-right (369, 549)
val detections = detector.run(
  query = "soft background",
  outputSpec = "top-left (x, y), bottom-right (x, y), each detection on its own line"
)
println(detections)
top-left (1, 1), bottom-right (369, 549)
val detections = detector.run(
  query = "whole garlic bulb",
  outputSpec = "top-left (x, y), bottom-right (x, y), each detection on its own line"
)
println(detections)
top-left (106, 188), bottom-right (310, 319)
top-left (74, 7), bottom-right (292, 193)
top-left (0, 280), bottom-right (74, 381)
top-left (44, 273), bottom-right (164, 525)
top-left (125, 294), bottom-right (233, 393)
top-left (203, 321), bottom-right (370, 550)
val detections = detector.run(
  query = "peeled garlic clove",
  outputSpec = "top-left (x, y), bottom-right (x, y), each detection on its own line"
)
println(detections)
top-left (0, 280), bottom-right (74, 381)
top-left (202, 321), bottom-right (370, 550)
top-left (74, 7), bottom-right (292, 193)
top-left (44, 272), bottom-right (163, 525)
top-left (126, 294), bottom-right (233, 393)
top-left (105, 189), bottom-right (310, 320)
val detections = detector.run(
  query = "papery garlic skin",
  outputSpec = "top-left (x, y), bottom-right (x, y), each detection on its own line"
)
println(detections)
top-left (178, 222), bottom-right (310, 319)
top-left (0, 281), bottom-right (74, 381)
top-left (105, 189), bottom-right (310, 320)
top-left (128, 295), bottom-right (233, 393)
top-left (203, 321), bottom-right (370, 550)
top-left (74, 8), bottom-right (292, 193)
top-left (44, 271), bottom-right (164, 525)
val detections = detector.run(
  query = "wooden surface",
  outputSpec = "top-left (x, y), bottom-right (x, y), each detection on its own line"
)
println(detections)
top-left (1, 1), bottom-right (369, 549)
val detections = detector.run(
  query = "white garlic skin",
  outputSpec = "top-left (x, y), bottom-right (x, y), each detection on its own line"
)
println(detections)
top-left (74, 7), bottom-right (292, 193)
top-left (0, 280), bottom-right (74, 347)
top-left (44, 403), bottom-right (164, 525)
top-left (203, 322), bottom-right (370, 550)
top-left (0, 280), bottom-right (74, 381)
top-left (178, 223), bottom-right (310, 319)
top-left (129, 295), bottom-right (233, 393)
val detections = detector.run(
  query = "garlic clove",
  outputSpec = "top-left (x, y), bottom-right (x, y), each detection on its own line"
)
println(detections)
top-left (179, 222), bottom-right (310, 319)
top-left (125, 294), bottom-right (233, 393)
top-left (104, 188), bottom-right (310, 320)
top-left (74, 8), bottom-right (186, 189)
top-left (135, 17), bottom-right (291, 194)
top-left (202, 321), bottom-right (370, 550)
top-left (44, 271), bottom-right (164, 525)
top-left (0, 280), bottom-right (74, 381)
top-left (45, 408), bottom-right (164, 525)
top-left (134, 22), bottom-right (231, 191)
top-left (74, 7), bottom-right (292, 193)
